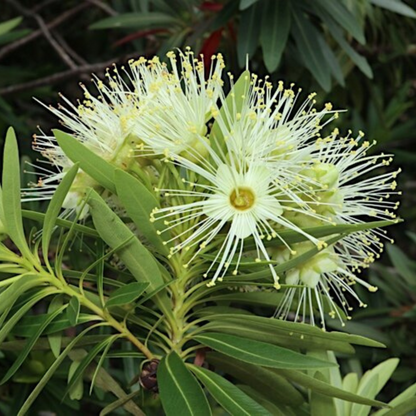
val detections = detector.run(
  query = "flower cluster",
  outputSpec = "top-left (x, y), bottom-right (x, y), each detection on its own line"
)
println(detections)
top-left (29, 49), bottom-right (401, 327)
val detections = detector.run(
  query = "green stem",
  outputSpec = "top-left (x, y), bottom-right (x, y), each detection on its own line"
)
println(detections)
top-left (29, 263), bottom-right (155, 360)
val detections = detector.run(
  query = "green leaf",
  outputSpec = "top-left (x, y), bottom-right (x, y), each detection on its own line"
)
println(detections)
top-left (310, 372), bottom-right (337, 416)
top-left (0, 335), bottom-right (109, 352)
top-left (238, 234), bottom-right (345, 280)
top-left (201, 320), bottom-right (355, 354)
top-left (1, 127), bottom-right (36, 262)
top-left (262, 220), bottom-right (397, 250)
top-left (0, 17), bottom-right (22, 36)
top-left (68, 360), bottom-right (84, 401)
top-left (351, 359), bottom-right (400, 416)
top-left (237, 2), bottom-right (261, 67)
top-left (350, 376), bottom-right (379, 416)
top-left (277, 369), bottom-right (388, 407)
top-left (370, 0), bottom-right (416, 18)
top-left (0, 185), bottom-right (5, 232)
top-left (374, 383), bottom-right (416, 416)
top-left (67, 297), bottom-right (80, 326)
top-left (206, 352), bottom-right (304, 407)
top-left (87, 189), bottom-right (173, 323)
top-left (381, 397), bottom-right (416, 416)
top-left (53, 130), bottom-right (116, 193)
top-left (0, 305), bottom-right (66, 385)
top-left (292, 11), bottom-right (331, 91)
top-left (386, 244), bottom-right (415, 286)
top-left (211, 70), bottom-right (251, 152)
top-left (90, 12), bottom-right (182, 30)
top-left (189, 365), bottom-right (270, 416)
top-left (115, 169), bottom-right (168, 255)
top-left (238, 384), bottom-right (297, 415)
top-left (323, 17), bottom-right (373, 78)
top-left (158, 351), bottom-right (212, 416)
top-left (48, 295), bottom-right (65, 358)
top-left (106, 282), bottom-right (149, 308)
top-left (202, 314), bottom-right (385, 348)
top-left (22, 209), bottom-right (99, 237)
top-left (10, 314), bottom-right (101, 338)
top-left (42, 163), bottom-right (79, 269)
top-left (315, 0), bottom-right (365, 44)
top-left (316, 35), bottom-right (345, 87)
top-left (343, 373), bottom-right (359, 415)
top-left (239, 0), bottom-right (260, 10)
top-left (100, 390), bottom-right (142, 416)
top-left (0, 274), bottom-right (48, 316)
top-left (90, 335), bottom-right (121, 394)
top-left (66, 336), bottom-right (118, 398)
top-left (260, 0), bottom-right (291, 72)
top-left (0, 288), bottom-right (58, 345)
top-left (194, 333), bottom-right (336, 369)
top-left (88, 189), bottom-right (164, 291)
top-left (17, 323), bottom-right (108, 416)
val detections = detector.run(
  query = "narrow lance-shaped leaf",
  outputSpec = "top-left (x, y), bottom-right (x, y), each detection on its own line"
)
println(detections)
top-left (0, 274), bottom-right (50, 316)
top-left (158, 351), bottom-right (212, 416)
top-left (65, 335), bottom-right (119, 398)
top-left (42, 163), bottom-right (79, 270)
top-left (22, 209), bottom-right (99, 236)
top-left (87, 189), bottom-right (164, 291)
top-left (100, 390), bottom-right (143, 416)
top-left (370, 0), bottom-right (416, 18)
top-left (115, 169), bottom-right (168, 255)
top-left (239, 0), bottom-right (260, 10)
top-left (2, 127), bottom-right (37, 263)
top-left (323, 17), bottom-right (373, 78)
top-left (67, 296), bottom-right (80, 327)
top-left (53, 130), bottom-right (116, 193)
top-left (310, 371), bottom-right (337, 416)
top-left (260, 0), bottom-right (291, 72)
top-left (194, 332), bottom-right (337, 369)
top-left (315, 0), bottom-right (366, 44)
top-left (237, 2), bottom-right (262, 67)
top-left (17, 323), bottom-right (109, 416)
top-left (10, 313), bottom-right (101, 338)
top-left (106, 282), bottom-right (149, 308)
top-left (0, 17), bottom-right (23, 36)
top-left (206, 352), bottom-right (305, 407)
top-left (189, 364), bottom-right (270, 416)
top-left (291, 9), bottom-right (332, 91)
top-left (47, 295), bottom-right (65, 358)
top-left (0, 304), bottom-right (67, 385)
top-left (201, 314), bottom-right (385, 348)
top-left (87, 189), bottom-right (174, 322)
top-left (200, 319), bottom-right (355, 354)
top-left (276, 368), bottom-right (388, 408)
top-left (89, 12), bottom-right (182, 30)
top-left (0, 288), bottom-right (58, 345)
top-left (211, 70), bottom-right (251, 154)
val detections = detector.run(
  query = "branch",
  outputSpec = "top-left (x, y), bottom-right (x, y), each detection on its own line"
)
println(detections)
top-left (6, 0), bottom-right (78, 69)
top-left (0, 3), bottom-right (89, 61)
top-left (53, 31), bottom-right (88, 66)
top-left (85, 0), bottom-right (118, 16)
top-left (0, 56), bottom-right (136, 97)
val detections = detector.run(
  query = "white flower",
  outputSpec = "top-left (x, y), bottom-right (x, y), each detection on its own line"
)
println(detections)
top-left (153, 159), bottom-right (286, 288)
top-left (274, 242), bottom-right (379, 329)
top-left (275, 129), bottom-right (401, 327)
top-left (25, 49), bottom-right (225, 214)
top-left (130, 49), bottom-right (225, 160)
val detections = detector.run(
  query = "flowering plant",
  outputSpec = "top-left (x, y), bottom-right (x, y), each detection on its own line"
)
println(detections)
top-left (0, 50), bottom-right (410, 415)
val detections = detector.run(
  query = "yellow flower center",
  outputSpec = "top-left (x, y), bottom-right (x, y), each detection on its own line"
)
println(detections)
top-left (229, 187), bottom-right (256, 211)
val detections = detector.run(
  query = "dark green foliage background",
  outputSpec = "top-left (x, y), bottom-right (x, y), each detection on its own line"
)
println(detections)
top-left (1, 0), bottom-right (416, 414)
